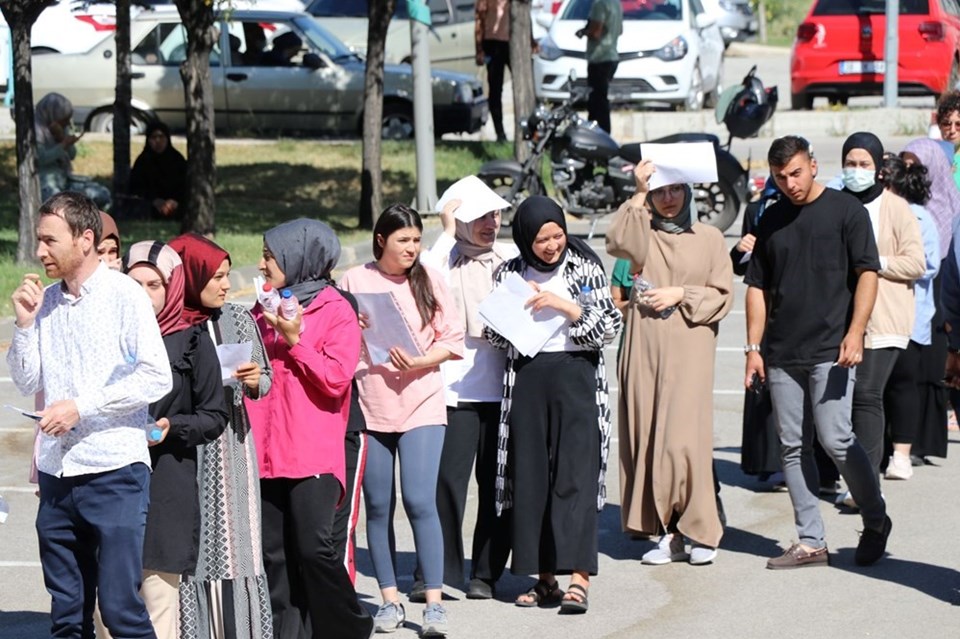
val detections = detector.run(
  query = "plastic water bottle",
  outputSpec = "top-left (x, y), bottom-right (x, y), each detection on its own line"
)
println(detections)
top-left (280, 289), bottom-right (299, 320)
top-left (578, 285), bottom-right (594, 306)
top-left (261, 283), bottom-right (281, 315)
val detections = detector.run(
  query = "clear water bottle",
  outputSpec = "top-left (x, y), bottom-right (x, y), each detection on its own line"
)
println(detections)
top-left (261, 283), bottom-right (281, 315)
top-left (578, 285), bottom-right (594, 306)
top-left (280, 289), bottom-right (299, 319)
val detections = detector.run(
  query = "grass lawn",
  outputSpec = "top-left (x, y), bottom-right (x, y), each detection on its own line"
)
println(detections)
top-left (0, 136), bottom-right (515, 315)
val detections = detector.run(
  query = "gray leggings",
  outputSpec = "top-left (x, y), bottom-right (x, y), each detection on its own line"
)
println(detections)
top-left (364, 426), bottom-right (445, 590)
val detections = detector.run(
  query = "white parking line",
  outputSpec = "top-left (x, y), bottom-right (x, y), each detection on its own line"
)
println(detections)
top-left (0, 486), bottom-right (36, 493)
top-left (0, 561), bottom-right (42, 568)
top-left (0, 427), bottom-right (35, 433)
top-left (0, 377), bottom-right (12, 383)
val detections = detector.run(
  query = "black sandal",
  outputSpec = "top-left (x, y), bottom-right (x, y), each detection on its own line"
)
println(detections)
top-left (560, 583), bottom-right (589, 614)
top-left (515, 579), bottom-right (564, 608)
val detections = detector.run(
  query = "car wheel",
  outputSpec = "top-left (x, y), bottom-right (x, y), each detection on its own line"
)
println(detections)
top-left (828, 95), bottom-right (848, 106)
top-left (678, 64), bottom-right (704, 112)
top-left (791, 91), bottom-right (813, 111)
top-left (88, 108), bottom-right (149, 135)
top-left (382, 103), bottom-right (414, 140)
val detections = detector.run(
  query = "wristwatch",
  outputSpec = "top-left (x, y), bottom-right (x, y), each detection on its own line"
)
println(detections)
top-left (744, 344), bottom-right (761, 354)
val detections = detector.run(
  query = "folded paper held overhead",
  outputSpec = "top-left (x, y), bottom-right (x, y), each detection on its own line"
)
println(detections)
top-left (436, 175), bottom-right (512, 223)
top-left (639, 142), bottom-right (718, 191)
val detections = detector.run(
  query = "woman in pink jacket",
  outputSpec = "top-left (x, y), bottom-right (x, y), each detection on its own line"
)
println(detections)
top-left (245, 219), bottom-right (373, 639)
top-left (340, 204), bottom-right (464, 637)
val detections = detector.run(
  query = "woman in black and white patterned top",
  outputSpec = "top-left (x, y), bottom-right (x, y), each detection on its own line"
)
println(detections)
top-left (484, 196), bottom-right (620, 615)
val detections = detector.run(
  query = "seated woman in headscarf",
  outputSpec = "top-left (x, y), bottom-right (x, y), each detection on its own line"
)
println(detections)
top-left (35, 92), bottom-right (111, 209)
top-left (129, 121), bottom-right (187, 219)
top-left (606, 160), bottom-right (734, 567)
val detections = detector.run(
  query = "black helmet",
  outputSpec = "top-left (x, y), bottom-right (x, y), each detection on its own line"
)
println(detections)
top-left (715, 66), bottom-right (778, 140)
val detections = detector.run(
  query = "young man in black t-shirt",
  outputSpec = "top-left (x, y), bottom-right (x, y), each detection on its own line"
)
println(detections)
top-left (744, 136), bottom-right (892, 569)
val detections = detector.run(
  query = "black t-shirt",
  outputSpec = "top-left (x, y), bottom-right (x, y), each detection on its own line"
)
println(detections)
top-left (744, 188), bottom-right (880, 367)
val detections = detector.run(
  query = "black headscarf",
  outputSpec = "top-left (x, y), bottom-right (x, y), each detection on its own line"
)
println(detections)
top-left (841, 131), bottom-right (885, 203)
top-left (511, 196), bottom-right (603, 272)
top-left (263, 218), bottom-right (340, 308)
top-left (129, 120), bottom-right (187, 202)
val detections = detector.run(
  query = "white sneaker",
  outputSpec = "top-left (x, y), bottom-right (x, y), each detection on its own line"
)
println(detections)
top-left (641, 533), bottom-right (689, 565)
top-left (689, 543), bottom-right (718, 565)
top-left (836, 490), bottom-right (858, 509)
top-left (885, 453), bottom-right (914, 480)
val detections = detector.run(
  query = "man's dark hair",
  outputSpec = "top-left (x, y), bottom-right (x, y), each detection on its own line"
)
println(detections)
top-left (937, 91), bottom-right (960, 125)
top-left (768, 136), bottom-right (812, 168)
top-left (39, 191), bottom-right (102, 246)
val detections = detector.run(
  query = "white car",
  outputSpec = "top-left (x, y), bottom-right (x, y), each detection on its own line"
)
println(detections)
top-left (534, 0), bottom-right (725, 111)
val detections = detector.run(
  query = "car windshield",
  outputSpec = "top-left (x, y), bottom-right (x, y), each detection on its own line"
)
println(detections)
top-left (561, 0), bottom-right (684, 21)
top-left (292, 16), bottom-right (357, 60)
top-left (306, 0), bottom-right (411, 19)
top-left (812, 0), bottom-right (929, 15)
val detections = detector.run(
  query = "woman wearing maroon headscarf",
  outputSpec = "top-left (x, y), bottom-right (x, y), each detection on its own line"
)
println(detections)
top-left (122, 241), bottom-right (228, 639)
top-left (167, 233), bottom-right (274, 639)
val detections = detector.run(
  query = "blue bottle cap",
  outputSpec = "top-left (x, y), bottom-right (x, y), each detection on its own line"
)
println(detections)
top-left (149, 427), bottom-right (163, 442)
top-left (281, 289), bottom-right (293, 299)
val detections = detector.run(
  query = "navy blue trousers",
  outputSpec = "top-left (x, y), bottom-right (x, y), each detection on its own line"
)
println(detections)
top-left (37, 463), bottom-right (154, 639)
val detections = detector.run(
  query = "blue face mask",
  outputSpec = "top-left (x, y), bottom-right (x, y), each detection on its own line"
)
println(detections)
top-left (842, 167), bottom-right (876, 193)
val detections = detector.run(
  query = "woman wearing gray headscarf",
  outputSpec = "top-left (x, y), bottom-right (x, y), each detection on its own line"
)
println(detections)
top-left (245, 219), bottom-right (373, 639)
top-left (34, 92), bottom-right (111, 209)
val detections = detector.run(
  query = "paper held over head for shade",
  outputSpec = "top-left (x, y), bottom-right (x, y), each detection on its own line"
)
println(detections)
top-left (640, 142), bottom-right (718, 190)
top-left (436, 175), bottom-right (512, 223)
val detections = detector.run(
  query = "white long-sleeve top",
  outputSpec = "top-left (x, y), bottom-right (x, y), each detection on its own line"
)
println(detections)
top-left (7, 262), bottom-right (172, 477)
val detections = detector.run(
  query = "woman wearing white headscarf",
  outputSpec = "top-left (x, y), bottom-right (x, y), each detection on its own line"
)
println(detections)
top-left (34, 92), bottom-right (111, 209)
top-left (417, 189), bottom-right (518, 600)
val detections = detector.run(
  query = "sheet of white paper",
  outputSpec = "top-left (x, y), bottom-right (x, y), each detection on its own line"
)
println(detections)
top-left (216, 342), bottom-right (253, 385)
top-left (436, 175), bottom-right (512, 223)
top-left (640, 142), bottom-right (718, 190)
top-left (477, 272), bottom-right (566, 357)
top-left (354, 292), bottom-right (424, 366)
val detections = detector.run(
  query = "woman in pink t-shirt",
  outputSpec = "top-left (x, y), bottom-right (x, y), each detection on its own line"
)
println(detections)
top-left (339, 204), bottom-right (464, 636)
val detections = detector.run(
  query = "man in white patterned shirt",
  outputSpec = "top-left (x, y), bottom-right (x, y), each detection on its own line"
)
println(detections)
top-left (8, 192), bottom-right (172, 639)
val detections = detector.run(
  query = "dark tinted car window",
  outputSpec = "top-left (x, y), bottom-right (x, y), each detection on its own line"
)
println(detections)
top-left (812, 0), bottom-right (929, 15)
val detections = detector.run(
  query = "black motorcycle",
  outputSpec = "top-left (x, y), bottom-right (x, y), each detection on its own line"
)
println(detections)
top-left (477, 67), bottom-right (777, 238)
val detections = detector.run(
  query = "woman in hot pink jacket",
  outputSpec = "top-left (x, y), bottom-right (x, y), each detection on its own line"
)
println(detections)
top-left (245, 219), bottom-right (373, 639)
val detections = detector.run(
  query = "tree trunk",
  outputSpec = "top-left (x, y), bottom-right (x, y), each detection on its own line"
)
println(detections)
top-left (359, 0), bottom-right (396, 230)
top-left (1, 0), bottom-right (53, 264)
top-left (113, 0), bottom-right (132, 207)
top-left (174, 0), bottom-right (216, 235)
top-left (510, 0), bottom-right (535, 162)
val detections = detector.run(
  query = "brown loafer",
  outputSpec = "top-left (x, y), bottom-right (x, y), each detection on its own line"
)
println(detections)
top-left (766, 543), bottom-right (829, 570)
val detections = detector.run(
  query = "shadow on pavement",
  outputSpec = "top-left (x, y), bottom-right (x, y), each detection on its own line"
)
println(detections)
top-left (0, 610), bottom-right (48, 636)
top-left (831, 549), bottom-right (960, 605)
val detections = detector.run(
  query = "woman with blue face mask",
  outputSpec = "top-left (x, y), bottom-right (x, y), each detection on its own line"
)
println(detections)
top-left (837, 132), bottom-right (926, 507)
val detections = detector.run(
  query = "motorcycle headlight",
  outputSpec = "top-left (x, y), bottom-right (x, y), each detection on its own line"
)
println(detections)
top-left (538, 35), bottom-right (563, 61)
top-left (654, 36), bottom-right (688, 61)
top-left (452, 81), bottom-right (475, 104)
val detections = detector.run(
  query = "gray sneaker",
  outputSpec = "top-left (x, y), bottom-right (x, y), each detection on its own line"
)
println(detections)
top-left (421, 603), bottom-right (448, 637)
top-left (374, 601), bottom-right (405, 633)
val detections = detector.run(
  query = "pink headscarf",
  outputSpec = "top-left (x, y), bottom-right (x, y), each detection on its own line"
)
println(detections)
top-left (903, 137), bottom-right (960, 257)
top-left (123, 241), bottom-right (192, 337)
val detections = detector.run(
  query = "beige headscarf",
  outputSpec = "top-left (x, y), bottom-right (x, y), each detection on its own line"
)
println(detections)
top-left (451, 216), bottom-right (510, 338)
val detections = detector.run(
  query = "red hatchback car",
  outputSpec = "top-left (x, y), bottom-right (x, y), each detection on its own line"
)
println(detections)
top-left (790, 0), bottom-right (960, 110)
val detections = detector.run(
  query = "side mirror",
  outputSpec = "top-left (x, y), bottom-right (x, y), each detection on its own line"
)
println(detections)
top-left (694, 13), bottom-right (716, 29)
top-left (303, 52), bottom-right (324, 70)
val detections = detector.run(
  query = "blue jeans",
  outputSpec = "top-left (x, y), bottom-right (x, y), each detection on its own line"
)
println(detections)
top-left (37, 464), bottom-right (154, 639)
top-left (767, 363), bottom-right (886, 548)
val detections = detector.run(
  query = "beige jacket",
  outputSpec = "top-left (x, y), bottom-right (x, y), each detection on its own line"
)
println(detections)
top-left (865, 190), bottom-right (926, 349)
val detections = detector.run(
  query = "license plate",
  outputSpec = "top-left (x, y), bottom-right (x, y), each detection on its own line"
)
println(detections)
top-left (839, 60), bottom-right (885, 75)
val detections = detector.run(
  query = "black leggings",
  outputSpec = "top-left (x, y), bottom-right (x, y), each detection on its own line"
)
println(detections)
top-left (852, 347), bottom-right (900, 471)
top-left (884, 341), bottom-right (921, 447)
